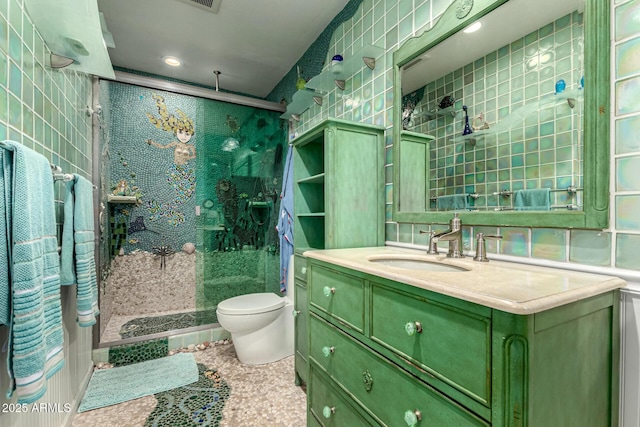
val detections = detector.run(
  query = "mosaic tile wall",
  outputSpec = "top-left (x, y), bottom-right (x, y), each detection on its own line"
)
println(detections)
top-left (102, 80), bottom-right (287, 331)
top-left (405, 11), bottom-right (584, 211)
top-left (282, 0), bottom-right (640, 273)
top-left (106, 81), bottom-right (198, 254)
top-left (0, 0), bottom-right (94, 425)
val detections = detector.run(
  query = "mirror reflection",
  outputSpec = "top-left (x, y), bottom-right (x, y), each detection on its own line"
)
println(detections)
top-left (400, 0), bottom-right (584, 212)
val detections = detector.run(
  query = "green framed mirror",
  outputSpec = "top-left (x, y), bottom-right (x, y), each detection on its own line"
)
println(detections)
top-left (392, 0), bottom-right (609, 229)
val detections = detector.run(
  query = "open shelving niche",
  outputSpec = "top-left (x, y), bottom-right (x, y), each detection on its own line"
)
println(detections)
top-left (293, 132), bottom-right (326, 251)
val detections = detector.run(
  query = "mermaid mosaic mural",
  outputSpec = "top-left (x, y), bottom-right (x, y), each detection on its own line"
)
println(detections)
top-left (145, 94), bottom-right (197, 225)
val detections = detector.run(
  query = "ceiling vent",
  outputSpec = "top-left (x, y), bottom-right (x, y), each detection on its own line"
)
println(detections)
top-left (175, 0), bottom-right (221, 14)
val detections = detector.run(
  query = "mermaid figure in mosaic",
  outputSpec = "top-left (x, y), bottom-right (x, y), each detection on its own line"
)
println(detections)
top-left (145, 94), bottom-right (197, 225)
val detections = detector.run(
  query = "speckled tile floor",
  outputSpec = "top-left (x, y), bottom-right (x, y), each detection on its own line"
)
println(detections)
top-left (72, 342), bottom-right (307, 427)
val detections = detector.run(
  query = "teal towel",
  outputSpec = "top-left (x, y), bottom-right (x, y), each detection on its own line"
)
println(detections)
top-left (0, 150), bottom-right (10, 326)
top-left (0, 140), bottom-right (64, 404)
top-left (513, 188), bottom-right (551, 211)
top-left (59, 175), bottom-right (99, 326)
top-left (60, 180), bottom-right (76, 286)
top-left (437, 194), bottom-right (468, 210)
top-left (71, 174), bottom-right (99, 327)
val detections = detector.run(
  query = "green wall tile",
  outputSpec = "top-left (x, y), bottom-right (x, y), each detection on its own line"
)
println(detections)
top-left (499, 227), bottom-right (529, 257)
top-left (616, 76), bottom-right (640, 115)
top-left (616, 233), bottom-right (640, 270)
top-left (615, 116), bottom-right (640, 154)
top-left (531, 228), bottom-right (566, 261)
top-left (398, 223), bottom-right (413, 243)
top-left (385, 222), bottom-right (397, 241)
top-left (615, 0), bottom-right (640, 41)
top-left (616, 195), bottom-right (640, 230)
top-left (569, 230), bottom-right (611, 267)
top-left (616, 37), bottom-right (640, 79)
top-left (617, 156), bottom-right (640, 191)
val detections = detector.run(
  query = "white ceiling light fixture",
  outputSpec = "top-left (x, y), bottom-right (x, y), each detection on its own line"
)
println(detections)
top-left (163, 56), bottom-right (182, 67)
top-left (463, 21), bottom-right (482, 33)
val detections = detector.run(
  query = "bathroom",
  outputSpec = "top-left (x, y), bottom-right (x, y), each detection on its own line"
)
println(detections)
top-left (1, 0), bottom-right (640, 425)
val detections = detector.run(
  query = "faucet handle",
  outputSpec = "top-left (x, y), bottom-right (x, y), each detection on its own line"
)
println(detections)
top-left (419, 230), bottom-right (438, 254)
top-left (473, 233), bottom-right (503, 262)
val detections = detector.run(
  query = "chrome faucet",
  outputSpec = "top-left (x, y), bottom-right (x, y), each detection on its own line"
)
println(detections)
top-left (431, 213), bottom-right (464, 258)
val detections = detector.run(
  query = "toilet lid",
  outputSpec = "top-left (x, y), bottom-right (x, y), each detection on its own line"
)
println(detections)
top-left (216, 293), bottom-right (285, 315)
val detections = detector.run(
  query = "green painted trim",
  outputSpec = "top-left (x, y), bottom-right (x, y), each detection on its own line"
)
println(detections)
top-left (392, 0), bottom-right (610, 229)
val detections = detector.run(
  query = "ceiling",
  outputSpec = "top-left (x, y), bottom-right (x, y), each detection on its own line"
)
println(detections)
top-left (98, 0), bottom-right (350, 98)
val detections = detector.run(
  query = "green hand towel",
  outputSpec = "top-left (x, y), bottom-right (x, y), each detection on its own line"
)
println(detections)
top-left (513, 188), bottom-right (551, 211)
top-left (437, 194), bottom-right (468, 210)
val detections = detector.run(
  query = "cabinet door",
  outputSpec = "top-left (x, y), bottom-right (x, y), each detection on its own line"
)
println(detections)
top-left (325, 125), bottom-right (383, 249)
top-left (294, 280), bottom-right (308, 385)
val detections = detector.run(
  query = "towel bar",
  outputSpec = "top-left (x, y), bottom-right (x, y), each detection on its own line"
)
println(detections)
top-left (53, 173), bottom-right (74, 182)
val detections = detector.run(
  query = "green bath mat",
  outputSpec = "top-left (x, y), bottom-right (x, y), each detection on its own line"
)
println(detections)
top-left (78, 352), bottom-right (198, 412)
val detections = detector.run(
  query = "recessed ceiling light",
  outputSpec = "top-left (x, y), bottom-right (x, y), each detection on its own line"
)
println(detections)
top-left (163, 56), bottom-right (182, 67)
top-left (463, 21), bottom-right (482, 33)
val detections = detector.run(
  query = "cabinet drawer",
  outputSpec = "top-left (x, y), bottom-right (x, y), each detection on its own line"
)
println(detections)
top-left (310, 265), bottom-right (364, 332)
top-left (294, 254), bottom-right (308, 283)
top-left (370, 284), bottom-right (491, 406)
top-left (310, 315), bottom-right (489, 427)
top-left (309, 367), bottom-right (371, 427)
top-left (308, 413), bottom-right (323, 427)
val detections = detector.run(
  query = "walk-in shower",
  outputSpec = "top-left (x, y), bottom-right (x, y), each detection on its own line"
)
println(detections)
top-left (96, 76), bottom-right (287, 345)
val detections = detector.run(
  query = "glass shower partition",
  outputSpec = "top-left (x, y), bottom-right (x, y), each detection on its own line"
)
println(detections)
top-left (98, 79), bottom-right (286, 344)
top-left (195, 99), bottom-right (286, 320)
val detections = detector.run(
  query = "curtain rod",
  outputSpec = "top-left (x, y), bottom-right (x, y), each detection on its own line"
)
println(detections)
top-left (107, 71), bottom-right (286, 113)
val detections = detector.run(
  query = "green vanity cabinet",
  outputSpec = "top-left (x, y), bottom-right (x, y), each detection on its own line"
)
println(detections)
top-left (305, 258), bottom-right (620, 427)
top-left (292, 118), bottom-right (385, 387)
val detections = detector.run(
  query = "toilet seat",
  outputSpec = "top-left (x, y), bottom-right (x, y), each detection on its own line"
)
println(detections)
top-left (216, 292), bottom-right (285, 315)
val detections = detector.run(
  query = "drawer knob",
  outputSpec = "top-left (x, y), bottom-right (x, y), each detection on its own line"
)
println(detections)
top-left (405, 321), bottom-right (423, 336)
top-left (301, 267), bottom-right (307, 275)
top-left (292, 310), bottom-right (300, 318)
top-left (323, 286), bottom-right (336, 297)
top-left (322, 346), bottom-right (335, 357)
top-left (362, 370), bottom-right (374, 392)
top-left (322, 406), bottom-right (336, 419)
top-left (404, 409), bottom-right (422, 426)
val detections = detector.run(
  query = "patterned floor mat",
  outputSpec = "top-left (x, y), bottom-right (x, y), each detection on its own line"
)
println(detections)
top-left (144, 363), bottom-right (231, 426)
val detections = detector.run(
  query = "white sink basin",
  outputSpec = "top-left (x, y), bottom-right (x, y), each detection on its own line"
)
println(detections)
top-left (367, 256), bottom-right (469, 272)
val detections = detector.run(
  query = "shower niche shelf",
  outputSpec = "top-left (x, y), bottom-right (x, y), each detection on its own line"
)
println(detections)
top-left (280, 89), bottom-right (323, 121)
top-left (305, 44), bottom-right (384, 92)
top-left (107, 195), bottom-right (139, 203)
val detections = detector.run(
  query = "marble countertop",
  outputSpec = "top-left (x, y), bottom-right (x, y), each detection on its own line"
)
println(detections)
top-left (303, 246), bottom-right (627, 314)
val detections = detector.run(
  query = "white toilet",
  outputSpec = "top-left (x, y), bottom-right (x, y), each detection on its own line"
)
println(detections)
top-left (216, 257), bottom-right (295, 365)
